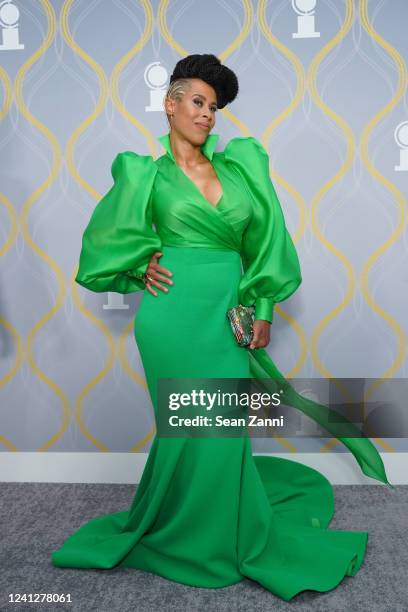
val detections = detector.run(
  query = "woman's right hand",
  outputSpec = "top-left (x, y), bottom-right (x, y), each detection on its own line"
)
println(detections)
top-left (144, 251), bottom-right (174, 297)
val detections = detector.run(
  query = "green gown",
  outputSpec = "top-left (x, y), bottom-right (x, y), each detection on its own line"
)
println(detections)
top-left (51, 132), bottom-right (391, 601)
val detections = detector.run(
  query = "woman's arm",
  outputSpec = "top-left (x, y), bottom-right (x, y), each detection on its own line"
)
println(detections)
top-left (75, 152), bottom-right (162, 293)
top-left (225, 136), bottom-right (302, 326)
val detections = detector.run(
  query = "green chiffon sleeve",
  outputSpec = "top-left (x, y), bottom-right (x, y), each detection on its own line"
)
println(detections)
top-left (224, 137), bottom-right (302, 323)
top-left (75, 152), bottom-right (161, 293)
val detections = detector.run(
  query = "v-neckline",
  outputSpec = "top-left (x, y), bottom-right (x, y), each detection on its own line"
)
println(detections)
top-left (174, 159), bottom-right (224, 210)
top-left (158, 131), bottom-right (224, 210)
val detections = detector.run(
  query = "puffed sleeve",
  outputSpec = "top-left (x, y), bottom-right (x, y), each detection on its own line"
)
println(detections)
top-left (75, 152), bottom-right (162, 293)
top-left (224, 137), bottom-right (302, 323)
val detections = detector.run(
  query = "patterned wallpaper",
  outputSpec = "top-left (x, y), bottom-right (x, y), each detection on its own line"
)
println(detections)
top-left (0, 0), bottom-right (406, 457)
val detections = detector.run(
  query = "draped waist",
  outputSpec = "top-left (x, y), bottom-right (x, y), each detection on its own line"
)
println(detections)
top-left (154, 205), bottom-right (242, 253)
top-left (160, 245), bottom-right (241, 266)
top-left (160, 238), bottom-right (241, 253)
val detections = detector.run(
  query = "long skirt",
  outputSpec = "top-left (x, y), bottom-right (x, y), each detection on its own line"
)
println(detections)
top-left (51, 246), bottom-right (368, 601)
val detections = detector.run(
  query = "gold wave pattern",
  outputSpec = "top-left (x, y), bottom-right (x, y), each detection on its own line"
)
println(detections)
top-left (306, 0), bottom-right (375, 453)
top-left (0, 65), bottom-right (22, 451)
top-left (258, 0), bottom-right (308, 373)
top-left (111, 0), bottom-right (156, 452)
top-left (63, 0), bottom-right (158, 451)
top-left (257, 0), bottom-right (310, 452)
top-left (307, 0), bottom-right (396, 454)
top-left (61, 0), bottom-right (116, 451)
top-left (8, 1), bottom-right (395, 459)
top-left (307, 0), bottom-right (356, 416)
top-left (359, 0), bottom-right (406, 448)
top-left (14, 0), bottom-right (70, 452)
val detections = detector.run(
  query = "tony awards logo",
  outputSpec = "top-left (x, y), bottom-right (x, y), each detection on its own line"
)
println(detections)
top-left (0, 1), bottom-right (24, 51)
top-left (292, 0), bottom-right (320, 39)
top-left (394, 121), bottom-right (408, 172)
top-left (144, 61), bottom-right (169, 112)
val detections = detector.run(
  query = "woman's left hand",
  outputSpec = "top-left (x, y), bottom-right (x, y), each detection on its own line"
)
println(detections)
top-left (248, 319), bottom-right (271, 349)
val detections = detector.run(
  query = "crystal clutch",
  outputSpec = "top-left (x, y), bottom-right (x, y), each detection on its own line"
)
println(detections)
top-left (227, 304), bottom-right (255, 347)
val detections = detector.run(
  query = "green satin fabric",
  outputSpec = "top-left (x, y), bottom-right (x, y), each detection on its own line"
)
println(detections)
top-left (54, 245), bottom-right (370, 599)
top-left (74, 132), bottom-right (390, 488)
top-left (75, 132), bottom-right (302, 324)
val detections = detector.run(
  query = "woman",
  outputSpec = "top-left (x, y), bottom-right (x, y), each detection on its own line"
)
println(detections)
top-left (51, 54), bottom-right (391, 601)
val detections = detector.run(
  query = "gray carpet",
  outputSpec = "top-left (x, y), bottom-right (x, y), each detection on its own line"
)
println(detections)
top-left (0, 483), bottom-right (406, 612)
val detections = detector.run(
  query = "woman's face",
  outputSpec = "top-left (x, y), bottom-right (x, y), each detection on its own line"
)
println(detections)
top-left (166, 78), bottom-right (218, 144)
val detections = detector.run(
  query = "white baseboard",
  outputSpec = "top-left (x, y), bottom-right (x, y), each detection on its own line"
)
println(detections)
top-left (0, 452), bottom-right (404, 485)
